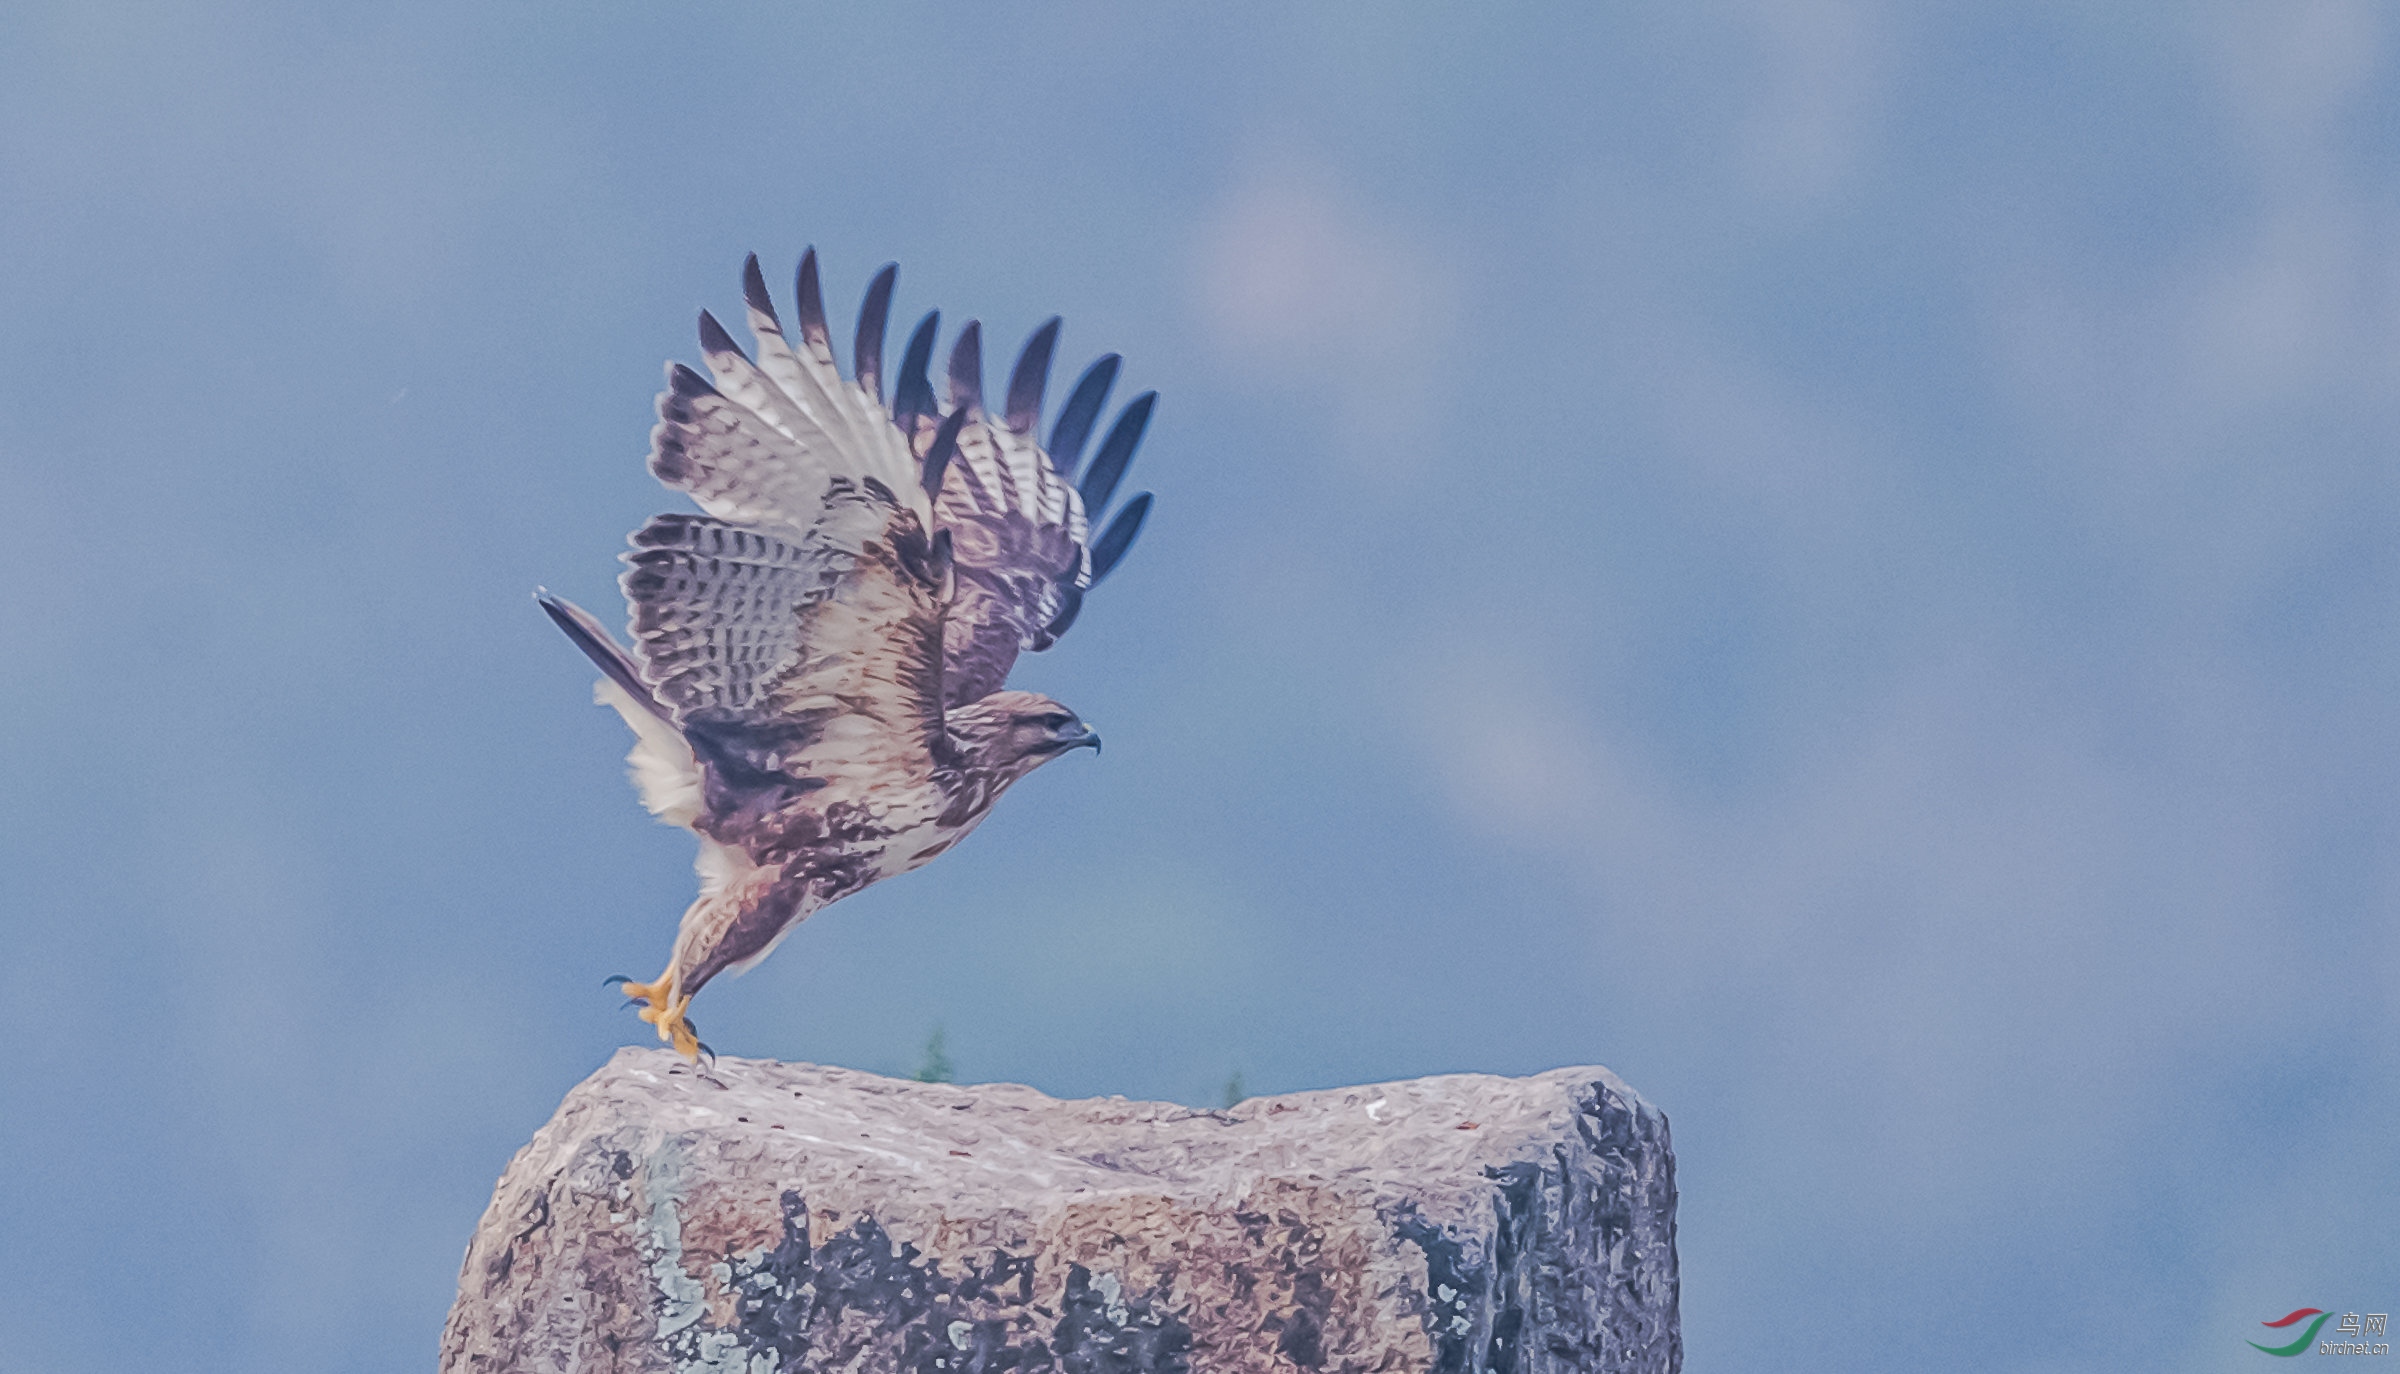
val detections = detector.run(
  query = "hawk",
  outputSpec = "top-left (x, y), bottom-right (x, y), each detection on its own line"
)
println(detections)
top-left (540, 249), bottom-right (1157, 1059)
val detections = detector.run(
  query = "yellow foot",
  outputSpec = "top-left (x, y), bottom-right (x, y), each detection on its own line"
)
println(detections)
top-left (656, 997), bottom-right (701, 1059)
top-left (616, 974), bottom-right (704, 1060)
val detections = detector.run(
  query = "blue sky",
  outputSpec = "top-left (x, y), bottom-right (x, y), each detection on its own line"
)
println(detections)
top-left (3, 4), bottom-right (2395, 1370)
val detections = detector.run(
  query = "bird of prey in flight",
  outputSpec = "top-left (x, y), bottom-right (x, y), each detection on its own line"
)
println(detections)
top-left (540, 249), bottom-right (1157, 1058)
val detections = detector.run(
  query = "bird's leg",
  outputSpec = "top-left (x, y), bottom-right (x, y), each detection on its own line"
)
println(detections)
top-left (614, 968), bottom-right (703, 1060)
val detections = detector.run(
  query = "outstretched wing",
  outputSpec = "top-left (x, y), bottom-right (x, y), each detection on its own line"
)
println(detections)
top-left (617, 477), bottom-right (955, 833)
top-left (649, 252), bottom-right (929, 538)
top-left (900, 316), bottom-right (1159, 706)
top-left (622, 248), bottom-right (1160, 724)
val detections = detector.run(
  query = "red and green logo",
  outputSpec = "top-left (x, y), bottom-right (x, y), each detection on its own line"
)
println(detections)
top-left (2252, 1308), bottom-right (2331, 1357)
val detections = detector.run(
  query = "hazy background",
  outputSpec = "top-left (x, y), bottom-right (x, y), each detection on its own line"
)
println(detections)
top-left (4, 3), bottom-right (2396, 1369)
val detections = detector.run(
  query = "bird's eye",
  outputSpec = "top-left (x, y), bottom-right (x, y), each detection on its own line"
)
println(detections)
top-left (1037, 712), bottom-right (1072, 730)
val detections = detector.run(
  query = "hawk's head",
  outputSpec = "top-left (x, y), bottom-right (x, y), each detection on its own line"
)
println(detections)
top-left (949, 689), bottom-right (1102, 781)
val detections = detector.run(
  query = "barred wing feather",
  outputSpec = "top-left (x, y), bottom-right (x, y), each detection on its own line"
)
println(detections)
top-left (650, 252), bottom-right (927, 536)
top-left (928, 316), bottom-right (1155, 706)
top-left (631, 251), bottom-right (1158, 722)
top-left (619, 479), bottom-right (952, 817)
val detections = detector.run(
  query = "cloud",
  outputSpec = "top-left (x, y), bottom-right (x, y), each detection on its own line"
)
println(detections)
top-left (2208, 0), bottom-right (2385, 158)
top-left (1733, 0), bottom-right (1892, 211)
top-left (1975, 5), bottom-right (2400, 626)
top-left (1415, 654), bottom-right (1674, 890)
top-left (1189, 163), bottom-right (1460, 477)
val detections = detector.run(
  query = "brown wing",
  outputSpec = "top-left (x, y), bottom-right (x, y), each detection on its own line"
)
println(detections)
top-left (635, 250), bottom-right (1161, 720)
top-left (619, 476), bottom-right (954, 844)
top-left (649, 252), bottom-right (928, 538)
top-left (909, 318), bottom-right (1160, 706)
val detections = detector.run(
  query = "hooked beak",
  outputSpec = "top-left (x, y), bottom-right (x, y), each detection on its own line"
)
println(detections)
top-left (1057, 721), bottom-right (1101, 756)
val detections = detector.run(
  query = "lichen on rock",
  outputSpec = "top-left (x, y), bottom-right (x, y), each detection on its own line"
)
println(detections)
top-left (439, 1052), bottom-right (1678, 1373)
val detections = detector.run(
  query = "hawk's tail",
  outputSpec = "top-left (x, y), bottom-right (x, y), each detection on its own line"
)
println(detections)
top-left (537, 590), bottom-right (669, 723)
top-left (539, 589), bottom-right (704, 828)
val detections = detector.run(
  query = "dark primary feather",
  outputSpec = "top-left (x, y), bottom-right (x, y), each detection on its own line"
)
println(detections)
top-left (1089, 492), bottom-right (1152, 584)
top-left (1004, 318), bottom-right (1060, 435)
top-left (921, 407), bottom-right (969, 498)
top-left (740, 254), bottom-right (779, 328)
top-left (697, 309), bottom-right (748, 365)
top-left (1047, 355), bottom-right (1119, 480)
top-left (795, 248), bottom-right (832, 357)
top-left (854, 263), bottom-right (897, 401)
top-left (538, 590), bottom-right (668, 721)
top-left (1039, 584), bottom-right (1083, 641)
top-left (1079, 391), bottom-right (1155, 518)
top-left (947, 320), bottom-right (983, 413)
top-left (894, 311), bottom-right (940, 433)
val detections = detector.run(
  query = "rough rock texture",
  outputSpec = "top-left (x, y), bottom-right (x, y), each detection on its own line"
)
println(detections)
top-left (440, 1051), bottom-right (1678, 1373)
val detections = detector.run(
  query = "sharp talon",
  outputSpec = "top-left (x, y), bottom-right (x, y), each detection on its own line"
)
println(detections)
top-left (602, 974), bottom-right (632, 988)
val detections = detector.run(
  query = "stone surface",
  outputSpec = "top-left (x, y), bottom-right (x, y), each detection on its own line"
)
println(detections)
top-left (439, 1051), bottom-right (1678, 1373)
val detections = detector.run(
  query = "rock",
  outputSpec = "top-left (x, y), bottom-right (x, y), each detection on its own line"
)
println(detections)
top-left (439, 1051), bottom-right (1679, 1373)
